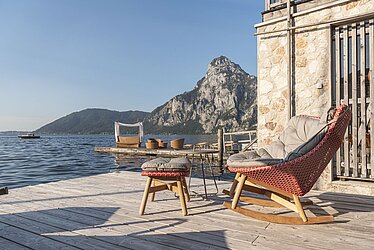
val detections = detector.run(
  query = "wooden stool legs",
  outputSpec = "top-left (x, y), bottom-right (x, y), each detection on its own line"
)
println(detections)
top-left (177, 179), bottom-right (188, 216)
top-left (139, 176), bottom-right (189, 216)
top-left (139, 177), bottom-right (152, 216)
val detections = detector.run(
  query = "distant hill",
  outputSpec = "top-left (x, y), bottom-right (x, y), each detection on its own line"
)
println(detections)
top-left (36, 109), bottom-right (149, 134)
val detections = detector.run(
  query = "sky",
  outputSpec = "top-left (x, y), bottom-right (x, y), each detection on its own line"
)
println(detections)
top-left (0, 0), bottom-right (264, 131)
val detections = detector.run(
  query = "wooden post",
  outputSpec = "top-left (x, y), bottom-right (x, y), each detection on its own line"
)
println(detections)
top-left (0, 187), bottom-right (8, 195)
top-left (335, 27), bottom-right (342, 176)
top-left (287, 0), bottom-right (292, 119)
top-left (218, 128), bottom-right (224, 169)
top-left (360, 21), bottom-right (367, 178)
top-left (352, 23), bottom-right (358, 178)
top-left (343, 25), bottom-right (350, 177)
top-left (370, 19), bottom-right (374, 178)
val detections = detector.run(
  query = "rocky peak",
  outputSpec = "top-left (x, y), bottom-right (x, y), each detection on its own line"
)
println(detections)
top-left (209, 55), bottom-right (234, 67)
top-left (144, 56), bottom-right (257, 134)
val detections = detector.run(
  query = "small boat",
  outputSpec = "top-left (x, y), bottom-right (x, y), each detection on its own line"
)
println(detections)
top-left (18, 133), bottom-right (41, 139)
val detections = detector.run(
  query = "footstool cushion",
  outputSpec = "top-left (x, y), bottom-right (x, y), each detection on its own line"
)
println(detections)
top-left (141, 171), bottom-right (189, 177)
top-left (141, 157), bottom-right (191, 172)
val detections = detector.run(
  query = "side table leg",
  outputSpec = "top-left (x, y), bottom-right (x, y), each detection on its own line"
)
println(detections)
top-left (209, 164), bottom-right (219, 194)
top-left (201, 155), bottom-right (208, 200)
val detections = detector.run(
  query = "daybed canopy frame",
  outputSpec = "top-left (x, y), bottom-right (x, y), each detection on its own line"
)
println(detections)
top-left (114, 122), bottom-right (144, 143)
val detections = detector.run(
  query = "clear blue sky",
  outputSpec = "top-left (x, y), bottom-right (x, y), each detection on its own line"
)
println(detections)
top-left (0, 0), bottom-right (264, 131)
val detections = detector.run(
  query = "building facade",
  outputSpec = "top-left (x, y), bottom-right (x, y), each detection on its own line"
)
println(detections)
top-left (257, 0), bottom-right (374, 194)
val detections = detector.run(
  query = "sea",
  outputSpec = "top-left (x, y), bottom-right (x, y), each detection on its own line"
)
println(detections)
top-left (0, 134), bottom-right (217, 189)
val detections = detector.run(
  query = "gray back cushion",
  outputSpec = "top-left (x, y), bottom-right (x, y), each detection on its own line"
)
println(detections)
top-left (227, 115), bottom-right (328, 168)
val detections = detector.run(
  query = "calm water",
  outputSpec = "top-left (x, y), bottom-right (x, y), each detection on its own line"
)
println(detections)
top-left (0, 134), bottom-right (217, 188)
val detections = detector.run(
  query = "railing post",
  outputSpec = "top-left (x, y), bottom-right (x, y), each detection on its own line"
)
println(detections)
top-left (0, 187), bottom-right (8, 195)
top-left (218, 129), bottom-right (224, 169)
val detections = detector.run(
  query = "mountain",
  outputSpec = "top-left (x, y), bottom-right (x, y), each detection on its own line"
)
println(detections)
top-left (36, 109), bottom-right (149, 134)
top-left (144, 56), bottom-right (257, 134)
top-left (37, 56), bottom-right (257, 135)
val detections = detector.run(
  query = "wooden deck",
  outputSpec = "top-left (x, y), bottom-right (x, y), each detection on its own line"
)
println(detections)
top-left (1, 172), bottom-right (374, 250)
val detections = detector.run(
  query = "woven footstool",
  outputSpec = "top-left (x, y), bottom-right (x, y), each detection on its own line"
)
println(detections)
top-left (139, 158), bottom-right (191, 216)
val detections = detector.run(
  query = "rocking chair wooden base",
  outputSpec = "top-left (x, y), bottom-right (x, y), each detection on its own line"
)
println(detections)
top-left (223, 174), bottom-right (334, 225)
top-left (223, 201), bottom-right (333, 225)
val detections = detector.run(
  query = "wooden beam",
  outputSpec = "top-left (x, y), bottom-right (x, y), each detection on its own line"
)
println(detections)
top-left (335, 26), bottom-right (342, 176)
top-left (246, 177), bottom-right (294, 199)
top-left (149, 185), bottom-right (168, 193)
top-left (343, 25), bottom-right (350, 177)
top-left (223, 202), bottom-right (334, 225)
top-left (370, 19), bottom-right (374, 178)
top-left (293, 195), bottom-right (308, 222)
top-left (269, 192), bottom-right (298, 213)
top-left (352, 23), bottom-right (359, 177)
top-left (228, 173), bottom-right (241, 197)
top-left (360, 21), bottom-right (367, 177)
top-left (231, 174), bottom-right (246, 209)
top-left (242, 183), bottom-right (267, 195)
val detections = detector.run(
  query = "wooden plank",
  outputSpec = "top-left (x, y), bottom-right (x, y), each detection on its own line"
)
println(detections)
top-left (3, 201), bottom-right (231, 250)
top-left (0, 236), bottom-right (29, 250)
top-left (343, 25), bottom-right (350, 177)
top-left (1, 185), bottom-right (251, 249)
top-left (0, 185), bottom-right (185, 250)
top-left (10, 186), bottom-right (354, 250)
top-left (0, 213), bottom-right (125, 250)
top-left (0, 221), bottom-right (78, 249)
top-left (0, 204), bottom-right (178, 250)
top-left (351, 23), bottom-right (359, 177)
top-left (360, 21), bottom-right (368, 177)
top-left (264, 223), bottom-right (374, 250)
top-left (37, 209), bottom-right (220, 250)
top-left (335, 26), bottom-right (342, 176)
top-left (370, 19), bottom-right (374, 178)
top-left (5, 172), bottom-right (374, 249)
top-left (95, 147), bottom-right (219, 158)
top-left (5, 182), bottom-right (266, 249)
top-left (60, 207), bottom-right (242, 249)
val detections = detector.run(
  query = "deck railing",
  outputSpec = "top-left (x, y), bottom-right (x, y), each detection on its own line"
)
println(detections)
top-left (222, 130), bottom-right (257, 153)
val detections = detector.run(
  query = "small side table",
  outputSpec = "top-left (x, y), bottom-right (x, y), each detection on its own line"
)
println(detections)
top-left (179, 149), bottom-right (219, 199)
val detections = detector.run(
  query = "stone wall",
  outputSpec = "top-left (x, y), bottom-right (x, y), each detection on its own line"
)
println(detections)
top-left (256, 0), bottom-right (374, 192)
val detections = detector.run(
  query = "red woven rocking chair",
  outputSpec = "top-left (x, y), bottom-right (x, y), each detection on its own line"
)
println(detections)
top-left (223, 104), bottom-right (351, 224)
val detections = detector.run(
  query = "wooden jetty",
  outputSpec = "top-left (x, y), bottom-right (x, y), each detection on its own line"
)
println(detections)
top-left (1, 171), bottom-right (374, 249)
top-left (95, 147), bottom-right (220, 158)
top-left (96, 129), bottom-right (226, 167)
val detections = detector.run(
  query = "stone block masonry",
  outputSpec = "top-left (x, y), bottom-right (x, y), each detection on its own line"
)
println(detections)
top-left (256, 0), bottom-right (374, 193)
